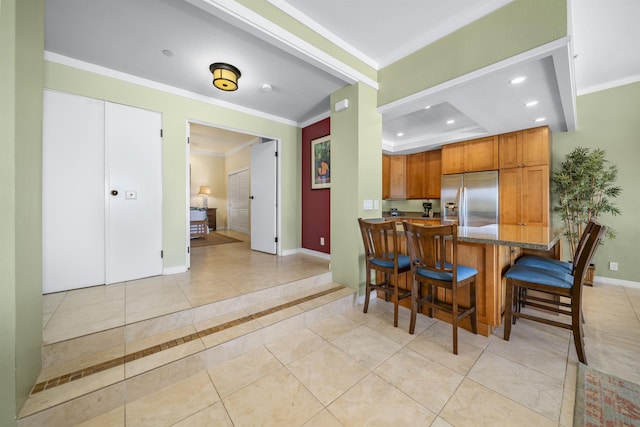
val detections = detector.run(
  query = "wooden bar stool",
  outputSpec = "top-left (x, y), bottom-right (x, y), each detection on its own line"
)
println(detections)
top-left (403, 221), bottom-right (478, 355)
top-left (358, 218), bottom-right (411, 327)
top-left (503, 222), bottom-right (605, 364)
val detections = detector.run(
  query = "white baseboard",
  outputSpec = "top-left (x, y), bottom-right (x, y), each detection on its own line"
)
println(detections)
top-left (164, 266), bottom-right (188, 275)
top-left (594, 275), bottom-right (640, 290)
top-left (280, 247), bottom-right (331, 260)
top-left (298, 248), bottom-right (331, 260)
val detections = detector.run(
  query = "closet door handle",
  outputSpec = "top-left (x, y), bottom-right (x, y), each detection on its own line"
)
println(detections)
top-left (111, 190), bottom-right (119, 196)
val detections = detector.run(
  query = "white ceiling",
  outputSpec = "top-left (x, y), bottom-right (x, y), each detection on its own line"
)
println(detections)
top-left (44, 0), bottom-right (640, 154)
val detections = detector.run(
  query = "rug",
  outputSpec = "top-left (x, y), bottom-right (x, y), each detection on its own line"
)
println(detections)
top-left (190, 232), bottom-right (243, 247)
top-left (574, 362), bottom-right (640, 426)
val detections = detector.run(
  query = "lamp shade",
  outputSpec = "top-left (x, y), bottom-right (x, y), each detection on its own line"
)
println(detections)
top-left (198, 185), bottom-right (211, 196)
top-left (209, 63), bottom-right (241, 91)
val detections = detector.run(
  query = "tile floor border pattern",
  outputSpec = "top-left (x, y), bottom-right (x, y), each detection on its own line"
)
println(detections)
top-left (31, 285), bottom-right (346, 395)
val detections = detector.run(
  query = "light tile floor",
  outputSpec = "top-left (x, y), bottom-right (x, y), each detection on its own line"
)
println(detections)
top-left (42, 231), bottom-right (330, 344)
top-left (34, 233), bottom-right (640, 426)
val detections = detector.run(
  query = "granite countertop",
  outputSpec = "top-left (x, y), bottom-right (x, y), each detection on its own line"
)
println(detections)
top-left (454, 224), bottom-right (562, 250)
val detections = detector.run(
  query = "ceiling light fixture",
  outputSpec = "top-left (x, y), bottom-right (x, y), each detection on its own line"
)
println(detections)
top-left (396, 132), bottom-right (404, 137)
top-left (446, 119), bottom-right (455, 124)
top-left (424, 105), bottom-right (431, 109)
top-left (209, 62), bottom-right (241, 91)
top-left (534, 117), bottom-right (547, 122)
top-left (509, 76), bottom-right (527, 85)
top-left (261, 83), bottom-right (272, 92)
top-left (525, 100), bottom-right (539, 107)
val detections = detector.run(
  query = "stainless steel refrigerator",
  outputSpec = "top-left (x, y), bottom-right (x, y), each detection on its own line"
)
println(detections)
top-left (441, 171), bottom-right (498, 227)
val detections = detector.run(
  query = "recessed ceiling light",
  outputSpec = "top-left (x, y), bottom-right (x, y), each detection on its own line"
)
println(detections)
top-left (161, 49), bottom-right (174, 57)
top-left (424, 105), bottom-right (431, 109)
top-left (534, 117), bottom-right (546, 122)
top-left (510, 76), bottom-right (527, 85)
top-left (261, 83), bottom-right (272, 92)
top-left (525, 100), bottom-right (539, 107)
top-left (396, 132), bottom-right (404, 137)
top-left (446, 119), bottom-right (455, 124)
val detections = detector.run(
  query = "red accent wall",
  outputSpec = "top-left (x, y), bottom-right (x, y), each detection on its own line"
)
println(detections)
top-left (302, 118), bottom-right (330, 254)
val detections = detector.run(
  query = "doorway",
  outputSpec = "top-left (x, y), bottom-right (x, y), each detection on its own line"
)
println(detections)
top-left (186, 120), bottom-right (280, 267)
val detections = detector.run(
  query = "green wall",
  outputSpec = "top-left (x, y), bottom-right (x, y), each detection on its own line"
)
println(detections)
top-left (553, 82), bottom-right (640, 283)
top-left (330, 82), bottom-right (383, 292)
top-left (0, 0), bottom-right (44, 425)
top-left (45, 62), bottom-right (301, 268)
top-left (378, 0), bottom-right (568, 106)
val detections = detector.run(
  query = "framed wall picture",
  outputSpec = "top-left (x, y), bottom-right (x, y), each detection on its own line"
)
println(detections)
top-left (311, 135), bottom-right (331, 189)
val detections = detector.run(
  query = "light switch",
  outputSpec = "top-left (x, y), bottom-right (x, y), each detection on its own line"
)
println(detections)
top-left (363, 200), bottom-right (373, 210)
top-left (374, 200), bottom-right (379, 210)
top-left (126, 190), bottom-right (137, 200)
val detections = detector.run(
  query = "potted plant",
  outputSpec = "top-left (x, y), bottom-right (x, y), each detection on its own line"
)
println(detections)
top-left (552, 147), bottom-right (622, 284)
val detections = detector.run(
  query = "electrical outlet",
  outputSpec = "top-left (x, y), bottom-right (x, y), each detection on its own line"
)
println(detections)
top-left (609, 261), bottom-right (618, 271)
top-left (320, 237), bottom-right (325, 246)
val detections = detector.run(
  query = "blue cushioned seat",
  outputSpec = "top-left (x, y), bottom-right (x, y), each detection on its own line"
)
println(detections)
top-left (358, 218), bottom-right (412, 328)
top-left (417, 263), bottom-right (477, 282)
top-left (503, 221), bottom-right (606, 365)
top-left (515, 255), bottom-right (572, 274)
top-left (403, 221), bottom-right (478, 354)
top-left (505, 264), bottom-right (573, 289)
top-left (371, 254), bottom-right (411, 270)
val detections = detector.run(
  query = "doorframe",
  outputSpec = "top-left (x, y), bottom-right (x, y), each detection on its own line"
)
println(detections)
top-left (185, 119), bottom-right (282, 268)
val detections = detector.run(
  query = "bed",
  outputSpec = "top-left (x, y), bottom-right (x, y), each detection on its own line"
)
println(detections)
top-left (190, 207), bottom-right (208, 239)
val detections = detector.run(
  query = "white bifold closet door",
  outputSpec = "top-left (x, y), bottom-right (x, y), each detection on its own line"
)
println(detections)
top-left (228, 169), bottom-right (249, 235)
top-left (43, 90), bottom-right (162, 293)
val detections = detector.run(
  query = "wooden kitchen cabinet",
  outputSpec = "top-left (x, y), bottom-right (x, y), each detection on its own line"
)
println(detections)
top-left (405, 150), bottom-right (442, 199)
top-left (406, 152), bottom-right (425, 199)
top-left (425, 150), bottom-right (442, 198)
top-left (499, 164), bottom-right (549, 226)
top-left (499, 126), bottom-right (549, 169)
top-left (382, 154), bottom-right (406, 200)
top-left (499, 126), bottom-right (550, 226)
top-left (442, 136), bottom-right (498, 174)
top-left (382, 154), bottom-right (390, 199)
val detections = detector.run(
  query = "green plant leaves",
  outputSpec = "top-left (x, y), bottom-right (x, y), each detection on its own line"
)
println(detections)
top-left (552, 147), bottom-right (621, 254)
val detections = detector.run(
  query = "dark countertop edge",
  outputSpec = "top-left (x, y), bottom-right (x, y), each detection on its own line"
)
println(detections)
top-left (363, 218), bottom-right (563, 251)
top-left (456, 233), bottom-right (562, 251)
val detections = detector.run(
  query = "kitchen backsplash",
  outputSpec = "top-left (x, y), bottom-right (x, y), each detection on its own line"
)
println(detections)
top-left (382, 199), bottom-right (441, 214)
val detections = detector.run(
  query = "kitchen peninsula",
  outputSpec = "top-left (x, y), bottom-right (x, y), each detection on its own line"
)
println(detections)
top-left (377, 125), bottom-right (558, 335)
top-left (379, 219), bottom-right (563, 336)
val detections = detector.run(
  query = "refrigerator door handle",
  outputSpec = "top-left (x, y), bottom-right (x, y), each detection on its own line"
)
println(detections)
top-left (462, 187), bottom-right (468, 226)
top-left (456, 186), bottom-right (464, 226)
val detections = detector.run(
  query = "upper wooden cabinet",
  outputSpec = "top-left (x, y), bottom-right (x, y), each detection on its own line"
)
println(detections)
top-left (382, 154), bottom-right (390, 199)
top-left (406, 152), bottom-right (425, 199)
top-left (406, 150), bottom-right (441, 199)
top-left (499, 127), bottom-right (551, 226)
top-left (382, 154), bottom-right (407, 200)
top-left (499, 126), bottom-right (550, 169)
top-left (442, 136), bottom-right (498, 174)
top-left (425, 150), bottom-right (442, 198)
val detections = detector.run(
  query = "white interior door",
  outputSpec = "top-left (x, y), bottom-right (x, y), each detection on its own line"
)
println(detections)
top-left (228, 169), bottom-right (249, 234)
top-left (105, 103), bottom-right (163, 284)
top-left (43, 91), bottom-right (106, 293)
top-left (250, 140), bottom-right (277, 254)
